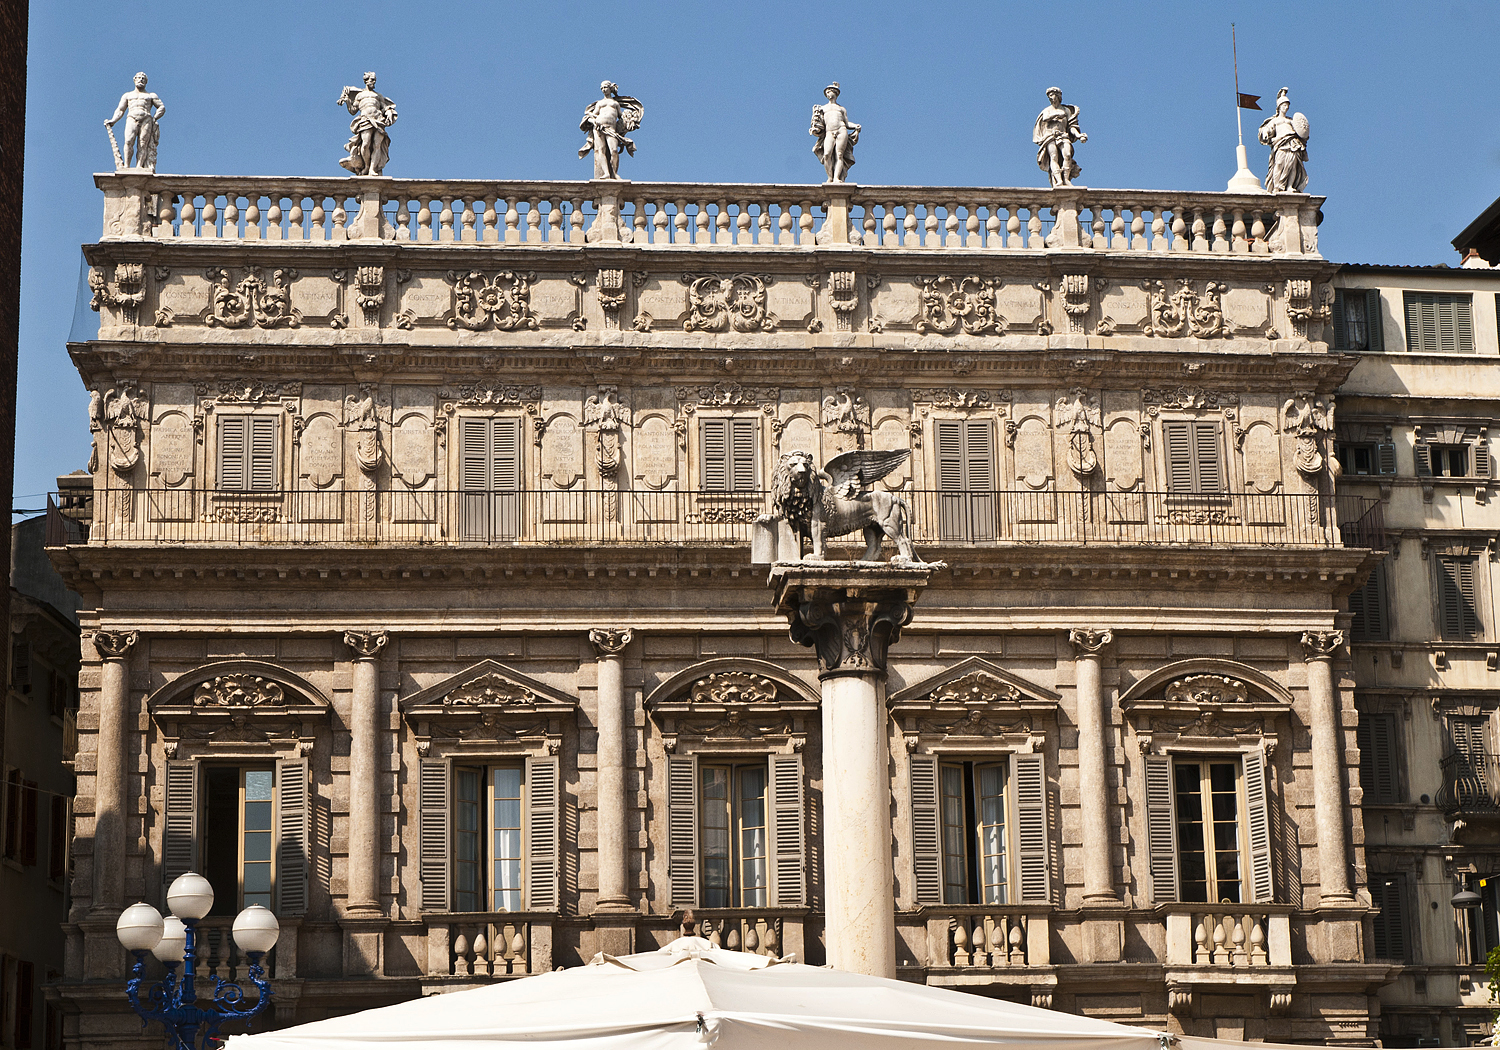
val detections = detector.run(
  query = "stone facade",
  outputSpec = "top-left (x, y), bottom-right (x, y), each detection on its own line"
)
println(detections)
top-left (49, 175), bottom-right (1387, 1047)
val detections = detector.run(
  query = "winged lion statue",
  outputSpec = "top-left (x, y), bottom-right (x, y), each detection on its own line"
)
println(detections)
top-left (760, 448), bottom-right (923, 564)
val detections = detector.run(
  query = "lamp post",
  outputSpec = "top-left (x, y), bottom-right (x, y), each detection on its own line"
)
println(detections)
top-left (115, 872), bottom-right (278, 1050)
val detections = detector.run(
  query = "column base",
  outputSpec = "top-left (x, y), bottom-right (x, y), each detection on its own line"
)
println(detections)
top-left (341, 916), bottom-right (389, 977)
top-left (590, 910), bottom-right (639, 957)
top-left (1077, 902), bottom-right (1128, 963)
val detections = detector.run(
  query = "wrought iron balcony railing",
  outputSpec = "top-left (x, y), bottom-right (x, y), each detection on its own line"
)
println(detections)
top-left (1437, 752), bottom-right (1500, 817)
top-left (53, 487), bottom-right (1382, 552)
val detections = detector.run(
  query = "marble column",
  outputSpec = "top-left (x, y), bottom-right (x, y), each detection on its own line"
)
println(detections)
top-left (1302, 630), bottom-right (1352, 901)
top-left (589, 627), bottom-right (634, 911)
top-left (1068, 628), bottom-right (1117, 903)
top-left (91, 629), bottom-right (137, 915)
top-left (344, 630), bottom-right (388, 916)
top-left (772, 563), bottom-right (934, 978)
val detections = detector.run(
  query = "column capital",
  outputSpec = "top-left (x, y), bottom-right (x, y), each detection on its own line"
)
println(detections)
top-left (770, 563), bottom-right (934, 678)
top-left (1068, 628), bottom-right (1115, 657)
top-left (93, 630), bottom-right (138, 660)
top-left (344, 630), bottom-right (389, 660)
top-left (1299, 630), bottom-right (1344, 661)
top-left (588, 627), bottom-right (634, 657)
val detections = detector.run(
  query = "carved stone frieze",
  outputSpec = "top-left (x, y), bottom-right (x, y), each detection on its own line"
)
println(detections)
top-left (89, 262), bottom-right (146, 323)
top-left (689, 671), bottom-right (777, 706)
top-left (830, 270), bottom-right (858, 331)
top-left (910, 388), bottom-right (1010, 413)
top-left (193, 675), bottom-right (286, 707)
top-left (446, 269), bottom-right (539, 331)
top-left (443, 672), bottom-right (536, 706)
top-left (198, 380), bottom-right (302, 404)
top-left (682, 273), bottom-right (777, 333)
top-left (929, 670), bottom-right (1021, 706)
top-left (1142, 387), bottom-right (1239, 415)
top-left (915, 710), bottom-right (1031, 739)
top-left (1148, 279), bottom-right (1225, 338)
top-left (915, 275), bottom-right (1000, 335)
top-left (676, 382), bottom-right (778, 413)
top-left (1163, 674), bottom-right (1249, 706)
top-left (205, 267), bottom-right (302, 329)
top-left (440, 383), bottom-right (543, 409)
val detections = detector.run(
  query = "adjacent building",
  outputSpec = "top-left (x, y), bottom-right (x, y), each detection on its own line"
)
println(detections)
top-left (50, 172), bottom-right (1389, 1048)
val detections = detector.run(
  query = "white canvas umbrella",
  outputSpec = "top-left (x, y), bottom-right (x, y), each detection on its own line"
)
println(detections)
top-left (225, 938), bottom-right (1176, 1050)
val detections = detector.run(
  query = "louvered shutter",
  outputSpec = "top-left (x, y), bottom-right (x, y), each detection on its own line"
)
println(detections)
top-left (163, 761), bottom-right (198, 884)
top-left (1349, 565), bottom-right (1387, 641)
top-left (1241, 750), bottom-right (1274, 903)
top-left (249, 416), bottom-right (278, 491)
top-left (908, 754), bottom-right (941, 904)
top-left (667, 754), bottom-right (699, 906)
top-left (965, 420), bottom-right (996, 541)
top-left (730, 418), bottom-right (758, 492)
top-left (1414, 442), bottom-right (1432, 477)
top-left (700, 419), bottom-right (728, 492)
top-left (1405, 293), bottom-right (1432, 352)
top-left (1164, 422), bottom-right (1194, 493)
top-left (1439, 556), bottom-right (1479, 640)
top-left (1144, 755), bottom-right (1177, 902)
top-left (492, 419), bottom-right (522, 538)
top-left (218, 416), bottom-right (246, 490)
top-left (10, 639), bottom-right (27, 692)
top-left (1366, 714), bottom-right (1397, 804)
top-left (525, 755), bottom-right (559, 911)
top-left (1193, 423), bottom-right (1222, 493)
top-left (767, 753), bottom-right (805, 906)
top-left (936, 421), bottom-right (966, 541)
top-left (1330, 289), bottom-right (1347, 350)
top-left (1376, 442), bottom-right (1397, 475)
top-left (1364, 289), bottom-right (1384, 353)
top-left (418, 759), bottom-right (451, 912)
top-left (1012, 753), bottom-right (1050, 903)
top-left (1371, 878), bottom-right (1406, 961)
top-left (276, 757), bottom-right (309, 915)
top-left (459, 419), bottom-right (489, 491)
top-left (1474, 439), bottom-right (1491, 480)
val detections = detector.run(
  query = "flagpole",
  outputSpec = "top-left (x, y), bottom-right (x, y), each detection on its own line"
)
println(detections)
top-left (1227, 21), bottom-right (1265, 192)
top-left (1233, 24), bottom-right (1245, 149)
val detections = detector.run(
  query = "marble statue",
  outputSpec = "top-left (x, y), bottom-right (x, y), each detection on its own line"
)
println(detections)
top-left (1033, 87), bottom-right (1086, 188)
top-left (104, 72), bottom-right (165, 172)
top-left (1258, 88), bottom-right (1309, 193)
top-left (579, 81), bottom-right (643, 180)
top-left (810, 82), bottom-right (860, 183)
top-left (337, 72), bottom-right (397, 176)
top-left (763, 449), bottom-right (920, 564)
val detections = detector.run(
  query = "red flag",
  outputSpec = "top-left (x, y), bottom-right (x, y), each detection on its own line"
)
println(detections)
top-left (1237, 92), bottom-right (1262, 111)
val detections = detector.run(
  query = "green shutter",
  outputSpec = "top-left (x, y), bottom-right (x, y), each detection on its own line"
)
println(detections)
top-left (1414, 442), bottom-right (1432, 477)
top-left (1144, 755), bottom-right (1177, 902)
top-left (163, 761), bottom-right (198, 885)
top-left (767, 753), bottom-right (805, 906)
top-left (418, 759), bottom-right (451, 912)
top-left (1012, 753), bottom-right (1050, 903)
top-left (276, 757), bottom-right (309, 915)
top-left (1242, 750), bottom-right (1274, 904)
top-left (1474, 439), bottom-right (1491, 480)
top-left (525, 756), bottom-right (559, 911)
top-left (1330, 289), bottom-right (1347, 350)
top-left (1364, 289), bottom-right (1384, 352)
top-left (1163, 422), bottom-right (1193, 493)
top-left (666, 754), bottom-right (699, 906)
top-left (218, 416), bottom-right (246, 490)
top-left (459, 419), bottom-right (489, 491)
top-left (1376, 442), bottom-right (1397, 475)
top-left (908, 754), bottom-right (941, 905)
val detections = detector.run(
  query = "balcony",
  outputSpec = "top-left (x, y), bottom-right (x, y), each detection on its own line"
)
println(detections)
top-left (1437, 752), bottom-right (1500, 818)
top-left (54, 487), bottom-right (1382, 552)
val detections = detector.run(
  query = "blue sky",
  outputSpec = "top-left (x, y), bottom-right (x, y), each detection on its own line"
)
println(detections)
top-left (14, 0), bottom-right (1500, 507)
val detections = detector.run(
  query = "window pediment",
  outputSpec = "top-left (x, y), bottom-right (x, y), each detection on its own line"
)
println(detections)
top-left (646, 661), bottom-right (819, 753)
top-left (1120, 660), bottom-right (1291, 756)
top-left (148, 660), bottom-right (332, 754)
top-left (888, 657), bottom-right (1059, 752)
top-left (400, 659), bottom-right (578, 755)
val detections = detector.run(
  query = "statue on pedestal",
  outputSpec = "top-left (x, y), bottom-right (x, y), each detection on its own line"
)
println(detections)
top-left (1258, 87), bottom-right (1310, 193)
top-left (1033, 87), bottom-right (1086, 188)
top-left (762, 449), bottom-right (920, 564)
top-left (810, 82), bottom-right (860, 183)
top-left (580, 81), bottom-right (643, 180)
top-left (104, 72), bottom-right (164, 172)
top-left (337, 72), bottom-right (397, 176)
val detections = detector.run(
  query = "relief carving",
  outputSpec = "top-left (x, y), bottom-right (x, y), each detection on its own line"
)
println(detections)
top-left (193, 675), bottom-right (287, 707)
top-left (915, 275), bottom-right (1000, 335)
top-left (89, 385), bottom-right (146, 478)
top-left (682, 273), bottom-right (778, 332)
top-left (1163, 675), bottom-right (1249, 706)
top-left (689, 672), bottom-right (778, 706)
top-left (1148, 279), bottom-right (1225, 338)
top-left (1055, 388), bottom-right (1100, 477)
top-left (929, 670), bottom-right (1022, 706)
top-left (346, 388), bottom-right (384, 474)
top-left (205, 267), bottom-right (302, 329)
top-left (88, 262), bottom-right (146, 323)
top-left (440, 383), bottom-right (542, 408)
top-left (830, 270), bottom-right (858, 332)
top-left (1061, 273), bottom-right (1090, 333)
top-left (446, 269), bottom-right (539, 331)
top-left (598, 268), bottom-right (626, 326)
top-left (1282, 392), bottom-right (1334, 477)
top-left (910, 388), bottom-right (1009, 412)
top-left (1142, 387), bottom-right (1239, 415)
top-left (443, 673), bottom-right (537, 706)
top-left (355, 265), bottom-right (385, 325)
top-left (820, 388), bottom-right (869, 442)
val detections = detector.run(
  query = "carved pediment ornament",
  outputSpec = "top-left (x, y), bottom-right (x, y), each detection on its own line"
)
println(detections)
top-left (929, 670), bottom-right (1020, 706)
top-left (690, 671), bottom-right (778, 706)
top-left (443, 673), bottom-right (536, 707)
top-left (193, 675), bottom-right (286, 707)
top-left (1163, 674), bottom-right (1248, 706)
top-left (1142, 387), bottom-right (1239, 415)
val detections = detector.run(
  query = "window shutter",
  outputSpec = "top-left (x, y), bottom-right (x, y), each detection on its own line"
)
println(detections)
top-left (459, 419), bottom-right (489, 491)
top-left (20, 780), bottom-right (38, 866)
top-left (1349, 565), bottom-right (1387, 642)
top-left (935, 422), bottom-right (964, 491)
top-left (218, 416), bottom-right (246, 490)
top-left (493, 418), bottom-right (522, 491)
top-left (908, 754), bottom-right (941, 905)
top-left (1371, 878), bottom-right (1407, 961)
top-left (418, 759), bottom-right (451, 912)
top-left (730, 418), bottom-right (758, 492)
top-left (47, 796), bottom-right (67, 880)
top-left (1370, 714), bottom-right (1397, 803)
top-left (965, 420), bottom-right (995, 490)
top-left (1330, 289), bottom-right (1347, 350)
top-left (1144, 755), bottom-right (1177, 902)
top-left (767, 753), bottom-right (805, 906)
top-left (163, 760), bottom-right (198, 885)
top-left (276, 758), bottom-right (309, 915)
top-left (700, 419), bottom-right (728, 492)
top-left (1164, 422), bottom-right (1193, 493)
top-left (1241, 750), bottom-right (1274, 904)
top-left (1013, 753), bottom-right (1050, 903)
top-left (1364, 289), bottom-right (1384, 353)
top-left (249, 416), bottom-right (278, 491)
top-left (525, 755), bottom-right (560, 911)
top-left (1193, 422), bottom-right (1222, 494)
top-left (1474, 439), bottom-right (1491, 480)
top-left (1376, 442), bottom-right (1397, 475)
top-left (1440, 556), bottom-right (1479, 640)
top-left (667, 754), bottom-right (699, 906)
top-left (1414, 442), bottom-right (1432, 477)
top-left (1451, 716), bottom-right (1490, 762)
top-left (10, 639), bottom-right (27, 692)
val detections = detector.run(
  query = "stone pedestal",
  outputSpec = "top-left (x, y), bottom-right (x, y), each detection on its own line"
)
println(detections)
top-left (1302, 630), bottom-right (1352, 902)
top-left (344, 630), bottom-right (388, 916)
top-left (770, 561), bottom-right (936, 978)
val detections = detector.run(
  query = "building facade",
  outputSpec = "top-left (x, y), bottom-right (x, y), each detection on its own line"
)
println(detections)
top-left (50, 174), bottom-right (1388, 1047)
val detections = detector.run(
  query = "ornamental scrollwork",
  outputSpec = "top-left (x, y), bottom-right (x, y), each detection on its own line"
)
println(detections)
top-left (1300, 630), bottom-right (1344, 661)
top-left (355, 265), bottom-right (385, 324)
top-left (588, 627), bottom-right (634, 657)
top-left (440, 383), bottom-right (542, 408)
top-left (192, 675), bottom-right (286, 707)
top-left (1142, 386), bottom-right (1239, 415)
top-left (442, 673), bottom-right (537, 706)
top-left (682, 273), bottom-right (778, 333)
top-left (928, 670), bottom-right (1021, 706)
top-left (1148, 279), bottom-right (1225, 339)
top-left (1282, 391), bottom-right (1335, 477)
top-left (94, 630), bottom-right (139, 660)
top-left (205, 267), bottom-right (302, 329)
top-left (689, 672), bottom-right (778, 706)
top-left (88, 263), bottom-right (146, 322)
top-left (446, 269), bottom-right (539, 331)
top-left (1163, 675), bottom-right (1249, 706)
top-left (915, 275), bottom-right (1002, 336)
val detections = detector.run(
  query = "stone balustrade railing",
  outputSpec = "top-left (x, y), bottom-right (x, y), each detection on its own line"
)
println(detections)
top-left (688, 914), bottom-right (788, 957)
top-left (97, 173), bottom-right (1323, 257)
top-left (426, 916), bottom-right (533, 977)
top-left (923, 907), bottom-right (1050, 969)
top-left (1163, 907), bottom-right (1293, 967)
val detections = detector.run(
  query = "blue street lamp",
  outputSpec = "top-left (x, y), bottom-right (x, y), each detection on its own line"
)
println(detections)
top-left (116, 872), bottom-right (279, 1050)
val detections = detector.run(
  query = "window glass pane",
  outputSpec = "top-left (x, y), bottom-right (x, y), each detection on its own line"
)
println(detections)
top-left (1208, 762), bottom-right (1242, 903)
top-left (1344, 294), bottom-right (1368, 350)
top-left (940, 764), bottom-right (968, 904)
top-left (976, 763), bottom-right (1007, 905)
top-left (491, 767), bottom-right (524, 912)
top-left (738, 767), bottom-right (768, 907)
top-left (701, 767), bottom-right (730, 908)
top-left (240, 768), bottom-right (275, 910)
top-left (455, 768), bottom-right (482, 912)
top-left (1174, 763), bottom-right (1208, 902)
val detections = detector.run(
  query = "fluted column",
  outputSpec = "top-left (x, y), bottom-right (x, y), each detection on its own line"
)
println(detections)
top-left (91, 629), bottom-right (137, 915)
top-left (1302, 630), bottom-right (1352, 901)
top-left (1068, 628), bottom-right (1117, 903)
top-left (772, 563), bottom-right (935, 978)
top-left (344, 630), bottom-right (388, 916)
top-left (589, 627), bottom-right (634, 911)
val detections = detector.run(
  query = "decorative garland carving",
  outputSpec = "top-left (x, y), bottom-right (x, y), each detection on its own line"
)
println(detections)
top-left (598, 268), bottom-right (627, 324)
top-left (1148, 279), bottom-right (1225, 338)
top-left (1061, 273), bottom-right (1090, 334)
top-left (915, 275), bottom-right (1001, 335)
top-left (440, 383), bottom-right (543, 408)
top-left (355, 265), bottom-right (385, 325)
top-left (682, 273), bottom-right (778, 332)
top-left (928, 670), bottom-right (1021, 706)
top-left (446, 269), bottom-right (539, 331)
top-left (443, 673), bottom-right (537, 706)
top-left (1142, 386), bottom-right (1239, 414)
top-left (689, 671), bottom-right (777, 706)
top-left (198, 380), bottom-right (302, 404)
top-left (205, 267), bottom-right (302, 329)
top-left (193, 675), bottom-right (286, 707)
top-left (1163, 675), bottom-right (1249, 706)
top-left (830, 270), bottom-right (858, 332)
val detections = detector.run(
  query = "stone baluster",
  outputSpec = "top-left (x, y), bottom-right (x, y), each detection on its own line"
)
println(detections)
top-left (1212, 916), bottom-right (1227, 964)
top-left (1302, 630), bottom-right (1353, 901)
top-left (797, 202), bottom-right (815, 246)
top-left (776, 207), bottom-right (794, 246)
top-left (1193, 918), bottom-right (1208, 963)
top-left (1250, 210), bottom-right (1269, 254)
top-left (546, 197), bottom-right (564, 243)
top-left (473, 928), bottom-right (491, 977)
top-left (331, 198), bottom-right (348, 239)
top-left (1109, 209), bottom-right (1125, 250)
top-left (712, 201), bottom-right (729, 245)
top-left (286, 196), bottom-right (304, 240)
top-left (223, 196), bottom-right (239, 238)
top-left (503, 198), bottom-right (521, 244)
top-left (1004, 208), bottom-right (1021, 249)
top-left (1230, 209), bottom-right (1247, 252)
top-left (900, 206), bottom-right (917, 247)
top-left (983, 207), bottom-right (1000, 249)
top-left (265, 198), bottom-right (281, 240)
top-left (686, 204), bottom-right (704, 245)
top-left (344, 630), bottom-right (389, 916)
top-left (1009, 918), bottom-right (1024, 964)
top-left (707, 921), bottom-right (722, 948)
top-left (963, 207), bottom-right (980, 248)
top-left (455, 198), bottom-right (473, 242)
top-left (737, 207), bottom-right (754, 246)
top-left (1082, 209), bottom-right (1099, 250)
top-left (1150, 210), bottom-right (1166, 251)
top-left (647, 202), bottom-right (665, 245)
top-left (1130, 209), bottom-right (1147, 251)
top-left (943, 205), bottom-right (960, 248)
top-left (453, 930), bottom-right (471, 976)
top-left (308, 198), bottom-right (326, 241)
top-left (862, 212), bottom-right (877, 248)
top-left (919, 203), bottom-right (936, 247)
top-left (155, 192), bottom-right (176, 237)
top-left (1249, 917), bottom-right (1266, 963)
top-left (763, 921), bottom-right (778, 957)
top-left (569, 198), bottom-right (585, 242)
top-left (510, 925), bottom-right (527, 974)
top-left (244, 197), bottom-right (261, 240)
top-left (1211, 208), bottom-right (1229, 252)
top-left (395, 205), bottom-right (411, 242)
top-left (1230, 915), bottom-right (1246, 964)
top-left (178, 194), bottom-right (198, 239)
top-left (1069, 629), bottom-right (1118, 903)
top-left (479, 195), bottom-right (497, 242)
top-left (200, 195), bottom-right (219, 239)
top-left (668, 201), bottom-right (685, 244)
top-left (525, 198), bottom-right (542, 243)
top-left (91, 630), bottom-right (137, 917)
top-left (1190, 210), bottom-right (1209, 252)
top-left (744, 922), bottom-right (759, 953)
top-left (953, 920), bottom-right (970, 966)
top-left (435, 197), bottom-right (454, 242)
top-left (974, 917), bottom-right (990, 966)
top-left (635, 206), bottom-right (649, 245)
top-left (1027, 209), bottom-right (1045, 249)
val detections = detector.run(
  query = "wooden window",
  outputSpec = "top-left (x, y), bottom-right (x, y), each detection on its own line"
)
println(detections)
top-left (1348, 563), bottom-right (1389, 642)
top-left (911, 752), bottom-right (1049, 905)
top-left (1437, 555), bottom-right (1481, 640)
top-left (1370, 876), bottom-right (1409, 961)
top-left (1404, 292), bottom-right (1475, 354)
top-left (1416, 439), bottom-right (1489, 480)
top-left (1335, 442), bottom-right (1396, 476)
top-left (458, 417), bottom-right (524, 540)
top-left (1162, 421), bottom-right (1223, 494)
top-left (416, 756), bottom-right (558, 913)
top-left (700, 417), bottom-right (758, 492)
top-left (667, 753), bottom-right (803, 907)
top-left (935, 419), bottom-right (997, 542)
top-left (47, 795), bottom-right (67, 880)
top-left (217, 415), bottom-right (279, 491)
top-left (1357, 712), bottom-right (1400, 804)
top-left (1145, 752), bottom-right (1272, 904)
top-left (1331, 289), bottom-right (1384, 352)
